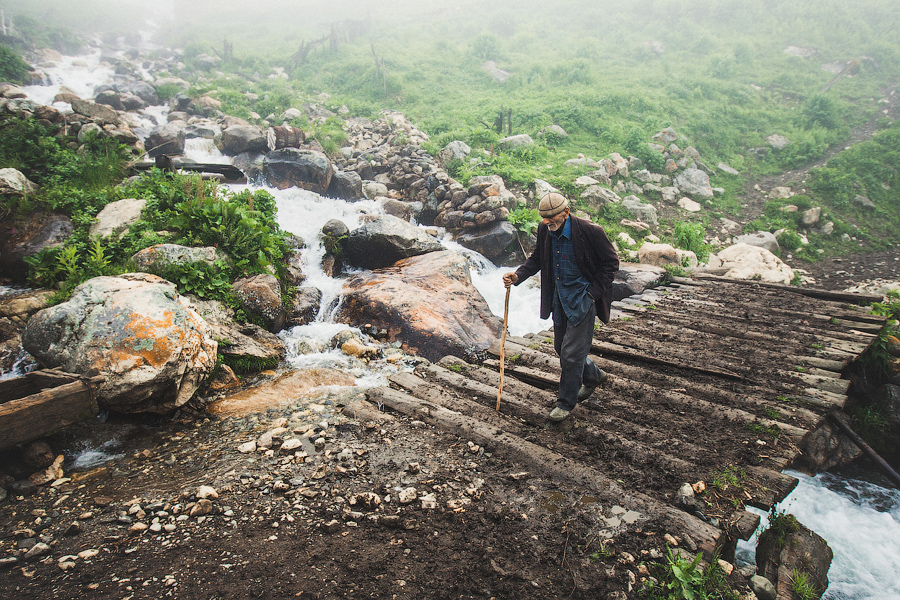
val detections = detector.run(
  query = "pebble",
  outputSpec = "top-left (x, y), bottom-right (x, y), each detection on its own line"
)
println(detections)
top-left (238, 441), bottom-right (257, 453)
top-left (24, 542), bottom-right (51, 560)
top-left (190, 499), bottom-right (213, 517)
top-left (197, 485), bottom-right (218, 499)
top-left (78, 549), bottom-right (100, 559)
top-left (397, 488), bottom-right (417, 505)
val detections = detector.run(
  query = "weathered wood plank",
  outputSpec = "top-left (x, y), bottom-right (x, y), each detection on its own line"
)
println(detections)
top-left (0, 375), bottom-right (102, 451)
top-left (689, 273), bottom-right (883, 305)
top-left (744, 466), bottom-right (799, 511)
top-left (367, 385), bottom-right (723, 555)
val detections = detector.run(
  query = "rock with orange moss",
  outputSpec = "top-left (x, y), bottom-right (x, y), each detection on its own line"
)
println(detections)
top-left (22, 273), bottom-right (218, 413)
top-left (336, 250), bottom-right (502, 362)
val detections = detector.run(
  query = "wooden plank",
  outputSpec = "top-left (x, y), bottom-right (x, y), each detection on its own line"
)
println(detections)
top-left (731, 510), bottom-right (762, 541)
top-left (366, 385), bottom-right (723, 555)
top-left (416, 362), bottom-right (696, 474)
top-left (690, 273), bottom-right (883, 305)
top-left (744, 466), bottom-right (799, 511)
top-left (0, 376), bottom-right (102, 451)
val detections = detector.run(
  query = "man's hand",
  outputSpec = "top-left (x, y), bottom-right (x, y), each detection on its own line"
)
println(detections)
top-left (502, 272), bottom-right (518, 288)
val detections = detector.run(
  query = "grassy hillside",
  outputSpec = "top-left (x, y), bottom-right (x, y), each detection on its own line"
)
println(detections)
top-left (8, 0), bottom-right (900, 259)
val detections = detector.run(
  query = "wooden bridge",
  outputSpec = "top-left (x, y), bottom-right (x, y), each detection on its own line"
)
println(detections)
top-left (365, 275), bottom-right (886, 558)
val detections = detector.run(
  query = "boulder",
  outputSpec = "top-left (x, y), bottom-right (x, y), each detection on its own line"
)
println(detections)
top-left (0, 212), bottom-right (73, 282)
top-left (801, 206), bottom-right (822, 227)
top-left (0, 168), bottom-right (39, 197)
top-left (497, 134), bottom-right (534, 149)
top-left (210, 323), bottom-right (286, 370)
top-left (69, 97), bottom-right (119, 125)
top-left (757, 519), bottom-right (832, 600)
top-left (95, 89), bottom-right (124, 111)
top-left (611, 265), bottom-right (668, 301)
top-left (714, 243), bottom-right (794, 284)
top-left (326, 169), bottom-right (364, 201)
top-left (114, 80), bottom-right (159, 105)
top-left (437, 141), bottom-right (471, 167)
top-left (733, 231), bottom-right (780, 254)
top-left (90, 198), bottom-right (146, 239)
top-left (621, 196), bottom-right (658, 227)
top-left (852, 194), bottom-right (876, 209)
top-left (131, 244), bottom-right (229, 272)
top-left (289, 287), bottom-right (322, 326)
top-left (337, 251), bottom-right (502, 361)
top-left (263, 148), bottom-right (333, 194)
top-left (232, 274), bottom-right (286, 333)
top-left (219, 124), bottom-right (268, 155)
top-left (145, 120), bottom-right (186, 157)
top-left (343, 215), bottom-right (444, 270)
top-left (674, 168), bottom-right (714, 201)
top-left (455, 221), bottom-right (516, 261)
top-left (21, 274), bottom-right (217, 413)
top-left (637, 243), bottom-right (679, 268)
top-left (532, 179), bottom-right (559, 200)
top-left (381, 198), bottom-right (411, 221)
top-left (580, 186), bottom-right (621, 211)
top-left (767, 134), bottom-right (791, 149)
top-left (677, 197), bottom-right (702, 212)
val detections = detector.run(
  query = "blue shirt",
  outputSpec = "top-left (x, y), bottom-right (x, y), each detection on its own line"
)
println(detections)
top-left (550, 217), bottom-right (593, 326)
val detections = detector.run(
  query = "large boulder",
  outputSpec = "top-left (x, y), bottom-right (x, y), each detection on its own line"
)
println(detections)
top-left (637, 243), bottom-right (679, 268)
top-left (757, 518), bottom-right (832, 600)
top-left (21, 274), bottom-right (217, 413)
top-left (732, 231), bottom-right (780, 254)
top-left (114, 80), bottom-right (159, 105)
top-left (326, 169), bottom-right (364, 201)
top-left (336, 251), bottom-right (502, 361)
top-left (209, 322), bottom-right (286, 371)
top-left (580, 186), bottom-right (621, 211)
top-left (219, 124), bottom-right (268, 155)
top-left (611, 265), bottom-right (668, 301)
top-left (343, 215), bottom-right (444, 270)
top-left (437, 141), bottom-right (471, 167)
top-left (232, 274), bottom-right (286, 333)
top-left (455, 221), bottom-right (516, 261)
top-left (263, 148), bottom-right (333, 194)
top-left (131, 244), bottom-right (229, 272)
top-left (0, 168), bottom-right (40, 196)
top-left (0, 212), bottom-right (73, 282)
top-left (90, 198), bottom-right (146, 239)
top-left (70, 97), bottom-right (120, 125)
top-left (145, 120), bottom-right (186, 157)
top-left (712, 243), bottom-right (794, 284)
top-left (497, 134), bottom-right (534, 150)
top-left (621, 195), bottom-right (658, 227)
top-left (674, 168), bottom-right (714, 201)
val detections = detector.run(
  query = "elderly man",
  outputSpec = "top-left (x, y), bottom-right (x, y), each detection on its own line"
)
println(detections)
top-left (503, 193), bottom-right (619, 421)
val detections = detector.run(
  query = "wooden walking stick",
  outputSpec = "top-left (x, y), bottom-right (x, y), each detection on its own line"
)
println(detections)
top-left (496, 286), bottom-right (511, 411)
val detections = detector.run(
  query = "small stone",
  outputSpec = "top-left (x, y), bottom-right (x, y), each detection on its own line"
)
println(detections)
top-left (164, 524), bottom-right (177, 533)
top-left (750, 575), bottom-right (776, 600)
top-left (664, 533), bottom-right (678, 546)
top-left (717, 559), bottom-right (734, 575)
top-left (420, 493), bottom-right (437, 510)
top-left (24, 543), bottom-right (51, 560)
top-left (279, 438), bottom-right (302, 453)
top-left (150, 523), bottom-right (162, 533)
top-left (78, 511), bottom-right (94, 520)
top-left (64, 522), bottom-right (82, 536)
top-left (190, 499), bottom-right (213, 517)
top-left (130, 522), bottom-right (148, 532)
top-left (322, 519), bottom-right (341, 533)
top-left (58, 561), bottom-right (76, 571)
top-left (78, 549), bottom-right (99, 559)
top-left (197, 485), bottom-right (218, 499)
top-left (237, 441), bottom-right (257, 453)
top-left (397, 488), bottom-right (417, 505)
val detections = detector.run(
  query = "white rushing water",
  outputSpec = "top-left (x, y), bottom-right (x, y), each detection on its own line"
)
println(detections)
top-left (736, 469), bottom-right (900, 599)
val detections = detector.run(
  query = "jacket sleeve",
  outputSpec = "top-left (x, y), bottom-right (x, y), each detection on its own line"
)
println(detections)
top-left (513, 224), bottom-right (546, 284)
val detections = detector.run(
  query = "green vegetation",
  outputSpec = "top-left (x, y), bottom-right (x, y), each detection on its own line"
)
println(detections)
top-left (744, 422), bottom-right (782, 439)
top-left (0, 45), bottom-right (31, 84)
top-left (790, 568), bottom-right (821, 600)
top-left (641, 548), bottom-right (740, 600)
top-left (507, 206), bottom-right (541, 237)
top-left (761, 509), bottom-right (800, 554)
top-left (711, 465), bottom-right (745, 492)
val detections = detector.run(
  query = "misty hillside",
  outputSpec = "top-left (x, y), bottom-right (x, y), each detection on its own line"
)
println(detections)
top-left (4, 0), bottom-right (900, 260)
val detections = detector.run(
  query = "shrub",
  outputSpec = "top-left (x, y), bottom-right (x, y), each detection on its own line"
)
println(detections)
top-left (0, 45), bottom-right (31, 84)
top-left (673, 221), bottom-right (710, 262)
top-left (507, 206), bottom-right (541, 237)
top-left (777, 230), bottom-right (804, 252)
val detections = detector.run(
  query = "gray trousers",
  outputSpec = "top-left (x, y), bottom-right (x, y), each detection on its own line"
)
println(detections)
top-left (553, 302), bottom-right (603, 411)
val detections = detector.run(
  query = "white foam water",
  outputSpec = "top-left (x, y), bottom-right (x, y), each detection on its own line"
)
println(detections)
top-left (736, 469), bottom-right (900, 599)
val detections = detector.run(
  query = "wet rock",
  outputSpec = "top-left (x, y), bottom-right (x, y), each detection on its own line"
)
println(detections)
top-left (232, 274), bottom-right (286, 333)
top-left (22, 441), bottom-right (56, 471)
top-left (0, 212), bottom-right (73, 282)
top-left (455, 221), bottom-right (516, 261)
top-left (145, 120), bottom-right (186, 157)
top-left (70, 97), bottom-right (119, 125)
top-left (338, 250), bottom-right (501, 361)
top-left (22, 274), bottom-right (218, 413)
top-left (797, 412), bottom-right (862, 473)
top-left (757, 519), bottom-right (831, 600)
top-left (289, 287), bottom-right (322, 327)
top-left (211, 322), bottom-right (286, 371)
top-left (343, 214), bottom-right (443, 270)
top-left (219, 124), bottom-right (268, 156)
top-left (263, 148), bottom-right (334, 194)
top-left (750, 575), bottom-right (776, 600)
top-left (326, 169), bottom-right (364, 201)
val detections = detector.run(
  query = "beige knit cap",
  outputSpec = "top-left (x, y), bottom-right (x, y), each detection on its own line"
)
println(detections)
top-left (538, 193), bottom-right (569, 218)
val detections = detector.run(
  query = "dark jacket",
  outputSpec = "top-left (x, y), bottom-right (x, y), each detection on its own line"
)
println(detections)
top-left (513, 215), bottom-right (619, 323)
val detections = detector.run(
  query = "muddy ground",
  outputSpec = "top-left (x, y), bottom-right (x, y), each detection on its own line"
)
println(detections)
top-left (0, 388), bottom-right (683, 600)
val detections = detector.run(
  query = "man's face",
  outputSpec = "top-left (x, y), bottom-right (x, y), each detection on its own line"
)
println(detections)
top-left (543, 208), bottom-right (569, 232)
